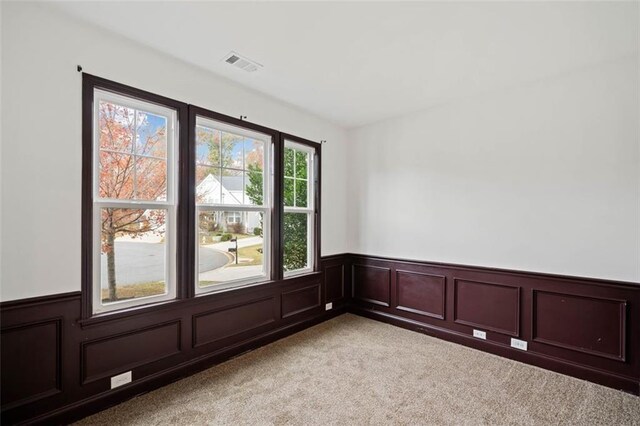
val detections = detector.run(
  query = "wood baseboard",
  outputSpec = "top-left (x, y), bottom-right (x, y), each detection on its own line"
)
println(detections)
top-left (349, 306), bottom-right (639, 395)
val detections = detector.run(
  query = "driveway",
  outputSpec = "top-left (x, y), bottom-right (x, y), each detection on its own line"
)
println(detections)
top-left (100, 241), bottom-right (229, 287)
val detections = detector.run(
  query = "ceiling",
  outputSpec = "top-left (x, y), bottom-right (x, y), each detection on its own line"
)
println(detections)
top-left (51, 1), bottom-right (638, 129)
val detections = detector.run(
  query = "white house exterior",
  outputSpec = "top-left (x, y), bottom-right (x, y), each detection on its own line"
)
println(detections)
top-left (196, 173), bottom-right (261, 233)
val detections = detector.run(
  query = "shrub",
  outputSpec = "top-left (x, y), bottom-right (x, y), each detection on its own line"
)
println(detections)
top-left (220, 233), bottom-right (233, 242)
top-left (228, 222), bottom-right (245, 234)
top-left (253, 227), bottom-right (262, 236)
top-left (283, 213), bottom-right (307, 271)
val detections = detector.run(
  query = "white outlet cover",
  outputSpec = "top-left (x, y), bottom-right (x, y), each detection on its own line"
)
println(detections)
top-left (325, 302), bottom-right (333, 311)
top-left (510, 338), bottom-right (528, 351)
top-left (111, 371), bottom-right (132, 389)
top-left (473, 329), bottom-right (487, 340)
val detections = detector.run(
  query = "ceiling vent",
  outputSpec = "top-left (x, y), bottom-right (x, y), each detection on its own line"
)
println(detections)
top-left (222, 51), bottom-right (262, 73)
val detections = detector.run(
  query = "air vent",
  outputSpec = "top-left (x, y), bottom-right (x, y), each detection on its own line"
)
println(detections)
top-left (222, 51), bottom-right (262, 73)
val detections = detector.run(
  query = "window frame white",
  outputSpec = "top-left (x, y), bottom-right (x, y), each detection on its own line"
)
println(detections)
top-left (283, 140), bottom-right (316, 277)
top-left (91, 89), bottom-right (179, 314)
top-left (194, 115), bottom-right (273, 295)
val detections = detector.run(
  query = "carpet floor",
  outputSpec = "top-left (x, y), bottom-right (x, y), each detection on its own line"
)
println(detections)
top-left (76, 314), bottom-right (640, 425)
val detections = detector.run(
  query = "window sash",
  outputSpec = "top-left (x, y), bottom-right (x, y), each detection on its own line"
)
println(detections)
top-left (93, 89), bottom-right (178, 206)
top-left (92, 205), bottom-right (177, 313)
top-left (283, 140), bottom-right (314, 209)
top-left (194, 205), bottom-right (271, 294)
top-left (195, 115), bottom-right (272, 209)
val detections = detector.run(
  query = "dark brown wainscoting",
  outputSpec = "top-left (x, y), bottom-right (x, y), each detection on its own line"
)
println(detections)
top-left (347, 254), bottom-right (640, 395)
top-left (2, 253), bottom-right (639, 424)
top-left (0, 255), bottom-right (350, 425)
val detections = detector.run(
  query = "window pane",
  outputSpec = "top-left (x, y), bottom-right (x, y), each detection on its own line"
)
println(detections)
top-left (196, 166), bottom-right (221, 204)
top-left (136, 111), bottom-right (167, 158)
top-left (245, 139), bottom-right (264, 169)
top-left (197, 210), bottom-right (265, 289)
top-left (135, 156), bottom-right (167, 201)
top-left (196, 125), bottom-right (220, 166)
top-left (98, 101), bottom-right (134, 153)
top-left (244, 171), bottom-right (263, 205)
top-left (295, 150), bottom-right (308, 179)
top-left (99, 151), bottom-right (134, 200)
top-left (284, 177), bottom-right (295, 207)
top-left (284, 147), bottom-right (294, 178)
top-left (295, 179), bottom-right (308, 208)
top-left (221, 132), bottom-right (244, 169)
top-left (221, 169), bottom-right (243, 204)
top-left (283, 212), bottom-right (309, 272)
top-left (100, 208), bottom-right (167, 304)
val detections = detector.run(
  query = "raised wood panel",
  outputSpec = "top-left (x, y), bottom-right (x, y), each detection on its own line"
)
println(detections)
top-left (193, 297), bottom-right (277, 348)
top-left (282, 283), bottom-right (321, 318)
top-left (325, 264), bottom-right (345, 303)
top-left (532, 290), bottom-right (626, 361)
top-left (454, 279), bottom-right (520, 336)
top-left (82, 320), bottom-right (181, 384)
top-left (353, 264), bottom-right (391, 306)
top-left (1, 319), bottom-right (61, 408)
top-left (395, 270), bottom-right (446, 319)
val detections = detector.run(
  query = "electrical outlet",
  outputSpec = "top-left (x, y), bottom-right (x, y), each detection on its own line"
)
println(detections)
top-left (110, 371), bottom-right (132, 389)
top-left (325, 302), bottom-right (333, 311)
top-left (510, 338), bottom-right (528, 351)
top-left (473, 329), bottom-right (486, 340)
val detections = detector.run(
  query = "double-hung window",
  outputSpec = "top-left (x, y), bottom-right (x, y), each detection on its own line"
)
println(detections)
top-left (194, 114), bottom-right (272, 293)
top-left (283, 140), bottom-right (316, 275)
top-left (91, 89), bottom-right (179, 313)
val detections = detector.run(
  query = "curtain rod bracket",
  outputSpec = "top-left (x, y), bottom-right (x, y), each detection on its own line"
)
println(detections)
top-left (77, 65), bottom-right (83, 72)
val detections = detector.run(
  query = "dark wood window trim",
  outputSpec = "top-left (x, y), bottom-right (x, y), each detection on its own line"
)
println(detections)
top-left (81, 74), bottom-right (322, 323)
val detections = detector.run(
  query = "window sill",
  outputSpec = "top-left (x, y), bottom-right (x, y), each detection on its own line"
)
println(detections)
top-left (282, 270), bottom-right (322, 282)
top-left (195, 277), bottom-right (275, 297)
top-left (78, 298), bottom-right (186, 328)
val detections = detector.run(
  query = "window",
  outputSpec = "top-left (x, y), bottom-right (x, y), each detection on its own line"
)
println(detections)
top-left (83, 75), bottom-right (321, 317)
top-left (226, 211), bottom-right (242, 224)
top-left (195, 115), bottom-right (272, 293)
top-left (91, 89), bottom-right (178, 313)
top-left (283, 140), bottom-right (316, 275)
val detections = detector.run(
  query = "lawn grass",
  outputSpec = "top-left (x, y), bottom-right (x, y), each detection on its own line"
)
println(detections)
top-left (234, 233), bottom-right (255, 240)
top-left (200, 233), bottom-right (257, 244)
top-left (228, 243), bottom-right (263, 267)
top-left (101, 281), bottom-right (165, 302)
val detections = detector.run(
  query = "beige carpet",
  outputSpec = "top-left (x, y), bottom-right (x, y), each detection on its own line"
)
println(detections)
top-left (76, 314), bottom-right (640, 425)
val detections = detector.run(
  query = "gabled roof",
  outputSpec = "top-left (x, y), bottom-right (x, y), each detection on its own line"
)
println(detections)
top-left (196, 173), bottom-right (243, 204)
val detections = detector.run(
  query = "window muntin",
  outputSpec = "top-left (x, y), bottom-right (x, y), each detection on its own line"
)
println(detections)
top-left (283, 140), bottom-right (315, 275)
top-left (195, 121), bottom-right (265, 207)
top-left (92, 89), bottom-right (178, 313)
top-left (195, 116), bottom-right (272, 293)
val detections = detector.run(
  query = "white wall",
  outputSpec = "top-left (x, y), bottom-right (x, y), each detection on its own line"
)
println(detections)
top-left (348, 56), bottom-right (639, 282)
top-left (0, 3), bottom-right (348, 301)
top-left (2, 3), bottom-right (638, 302)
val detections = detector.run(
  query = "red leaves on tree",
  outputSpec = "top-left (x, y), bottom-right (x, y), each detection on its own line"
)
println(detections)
top-left (98, 101), bottom-right (168, 253)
